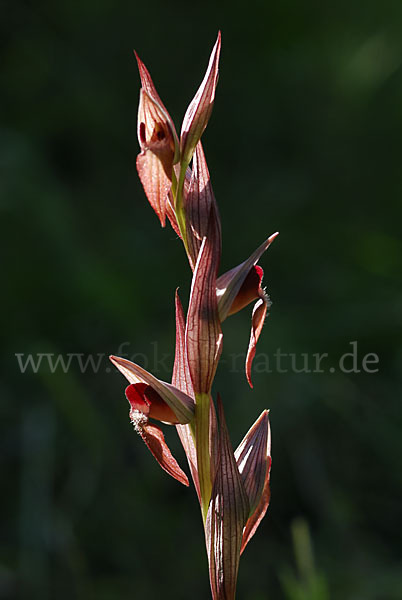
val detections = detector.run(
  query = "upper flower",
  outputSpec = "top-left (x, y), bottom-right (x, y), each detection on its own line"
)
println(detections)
top-left (135, 53), bottom-right (179, 227)
top-left (134, 33), bottom-right (221, 236)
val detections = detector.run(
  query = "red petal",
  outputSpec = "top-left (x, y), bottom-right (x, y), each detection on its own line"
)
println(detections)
top-left (185, 142), bottom-right (221, 271)
top-left (125, 383), bottom-right (150, 416)
top-left (140, 422), bottom-right (189, 487)
top-left (246, 297), bottom-right (269, 388)
top-left (241, 455), bottom-right (272, 554)
top-left (228, 265), bottom-right (263, 316)
top-left (205, 396), bottom-right (249, 599)
top-left (180, 32), bottom-right (221, 165)
top-left (125, 383), bottom-right (181, 424)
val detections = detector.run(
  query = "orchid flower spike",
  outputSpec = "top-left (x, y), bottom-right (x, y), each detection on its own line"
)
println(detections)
top-left (111, 32), bottom-right (279, 599)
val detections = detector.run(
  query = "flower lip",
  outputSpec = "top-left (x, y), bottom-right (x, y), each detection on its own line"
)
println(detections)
top-left (216, 232), bottom-right (278, 322)
top-left (125, 383), bottom-right (182, 424)
top-left (126, 383), bottom-right (150, 416)
top-left (109, 354), bottom-right (195, 424)
top-left (228, 264), bottom-right (264, 316)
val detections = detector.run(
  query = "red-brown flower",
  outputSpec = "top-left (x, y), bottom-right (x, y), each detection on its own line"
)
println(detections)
top-left (110, 355), bottom-right (195, 486)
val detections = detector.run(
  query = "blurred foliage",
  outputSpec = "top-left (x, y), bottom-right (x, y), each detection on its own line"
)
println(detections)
top-left (281, 519), bottom-right (329, 600)
top-left (1, 0), bottom-right (402, 598)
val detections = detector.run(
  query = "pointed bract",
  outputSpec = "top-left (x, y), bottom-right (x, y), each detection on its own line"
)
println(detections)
top-left (240, 455), bottom-right (271, 554)
top-left (185, 213), bottom-right (222, 395)
top-left (185, 142), bottom-right (221, 271)
top-left (235, 411), bottom-right (270, 517)
top-left (235, 412), bottom-right (271, 554)
top-left (206, 396), bottom-right (249, 600)
top-left (172, 290), bottom-right (195, 398)
top-left (110, 355), bottom-right (195, 424)
top-left (184, 204), bottom-right (222, 513)
top-left (180, 32), bottom-right (221, 166)
top-left (172, 291), bottom-right (200, 500)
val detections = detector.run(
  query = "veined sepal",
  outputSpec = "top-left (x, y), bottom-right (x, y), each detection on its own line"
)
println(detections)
top-left (180, 32), bottom-right (221, 167)
top-left (185, 142), bottom-right (221, 271)
top-left (135, 51), bottom-right (180, 164)
top-left (186, 215), bottom-right (222, 396)
top-left (235, 410), bottom-right (270, 515)
top-left (136, 89), bottom-right (177, 227)
top-left (205, 396), bottom-right (250, 600)
top-left (172, 290), bottom-right (201, 501)
top-left (235, 410), bottom-right (271, 554)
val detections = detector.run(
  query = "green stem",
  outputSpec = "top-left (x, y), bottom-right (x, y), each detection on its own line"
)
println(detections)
top-left (171, 166), bottom-right (178, 197)
top-left (174, 162), bottom-right (189, 255)
top-left (195, 392), bottom-right (212, 521)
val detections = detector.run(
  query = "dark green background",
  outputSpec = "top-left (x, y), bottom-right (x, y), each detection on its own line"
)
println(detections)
top-left (2, 1), bottom-right (402, 598)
